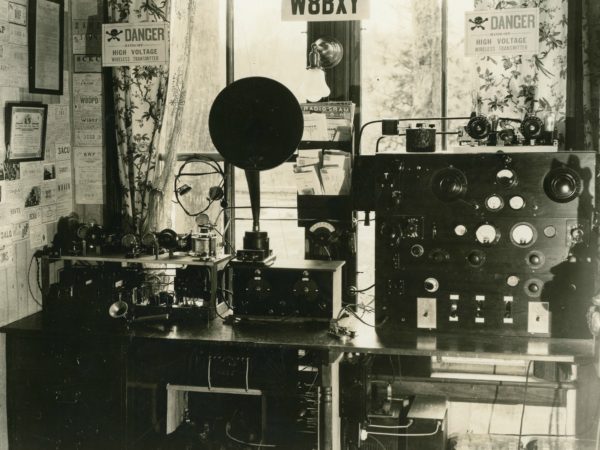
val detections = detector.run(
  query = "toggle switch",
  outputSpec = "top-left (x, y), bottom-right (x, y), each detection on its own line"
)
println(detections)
top-left (475, 295), bottom-right (485, 323)
top-left (449, 294), bottom-right (459, 322)
top-left (503, 296), bottom-right (514, 324)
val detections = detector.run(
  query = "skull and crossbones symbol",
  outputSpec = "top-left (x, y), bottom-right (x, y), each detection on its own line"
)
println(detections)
top-left (106, 29), bottom-right (123, 42)
top-left (469, 16), bottom-right (488, 30)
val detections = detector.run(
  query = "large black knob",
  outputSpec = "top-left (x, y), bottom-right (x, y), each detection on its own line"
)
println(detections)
top-left (543, 167), bottom-right (582, 203)
top-left (430, 249), bottom-right (449, 263)
top-left (432, 168), bottom-right (468, 202)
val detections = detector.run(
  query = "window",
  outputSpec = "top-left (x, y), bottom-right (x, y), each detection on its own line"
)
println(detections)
top-left (170, 0), bottom-right (476, 269)
top-left (357, 0), bottom-right (474, 289)
top-left (232, 0), bottom-right (307, 259)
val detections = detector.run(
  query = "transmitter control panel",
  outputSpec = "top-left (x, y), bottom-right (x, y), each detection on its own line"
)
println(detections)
top-left (354, 151), bottom-right (598, 338)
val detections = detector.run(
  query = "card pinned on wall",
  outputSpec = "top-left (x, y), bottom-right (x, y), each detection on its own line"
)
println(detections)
top-left (26, 206), bottom-right (41, 225)
top-left (55, 142), bottom-right (71, 161)
top-left (24, 184), bottom-right (41, 208)
top-left (0, 243), bottom-right (15, 268)
top-left (12, 220), bottom-right (28, 241)
top-left (42, 204), bottom-right (55, 223)
top-left (41, 181), bottom-right (56, 205)
top-left (0, 223), bottom-right (14, 245)
top-left (29, 223), bottom-right (48, 248)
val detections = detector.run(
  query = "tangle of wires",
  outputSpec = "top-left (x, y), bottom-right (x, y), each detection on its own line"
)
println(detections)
top-left (174, 155), bottom-right (226, 217)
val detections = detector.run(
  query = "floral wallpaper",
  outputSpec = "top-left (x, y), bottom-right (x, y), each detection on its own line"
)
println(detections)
top-left (474, 0), bottom-right (568, 145)
top-left (108, 0), bottom-right (169, 235)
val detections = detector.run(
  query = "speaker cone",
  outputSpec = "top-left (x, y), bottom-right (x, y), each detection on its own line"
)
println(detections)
top-left (543, 167), bottom-right (582, 203)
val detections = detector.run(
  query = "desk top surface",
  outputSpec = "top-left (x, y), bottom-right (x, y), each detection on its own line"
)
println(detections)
top-left (1, 312), bottom-right (594, 363)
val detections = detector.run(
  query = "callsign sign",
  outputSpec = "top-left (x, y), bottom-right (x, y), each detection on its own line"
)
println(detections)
top-left (282, 0), bottom-right (369, 21)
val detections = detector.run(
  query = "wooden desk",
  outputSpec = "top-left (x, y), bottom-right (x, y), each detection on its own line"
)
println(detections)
top-left (1, 313), bottom-right (596, 449)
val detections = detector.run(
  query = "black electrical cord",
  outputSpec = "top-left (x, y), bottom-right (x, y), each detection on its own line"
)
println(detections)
top-left (27, 255), bottom-right (43, 307)
top-left (354, 283), bottom-right (375, 293)
top-left (518, 360), bottom-right (534, 445)
top-left (337, 305), bottom-right (388, 328)
top-left (174, 155), bottom-right (225, 217)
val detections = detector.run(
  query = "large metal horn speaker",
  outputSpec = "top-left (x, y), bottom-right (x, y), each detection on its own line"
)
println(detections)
top-left (209, 77), bottom-right (304, 263)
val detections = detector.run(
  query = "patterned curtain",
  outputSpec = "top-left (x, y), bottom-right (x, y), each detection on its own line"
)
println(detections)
top-left (147, 0), bottom-right (224, 231)
top-left (108, 0), bottom-right (170, 235)
top-left (473, 0), bottom-right (568, 146)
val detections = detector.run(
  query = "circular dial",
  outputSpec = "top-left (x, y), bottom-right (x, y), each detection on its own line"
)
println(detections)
top-left (485, 195), bottom-right (504, 211)
top-left (466, 115), bottom-right (491, 140)
top-left (510, 223), bottom-right (536, 247)
top-left (475, 224), bottom-right (499, 245)
top-left (141, 232), bottom-right (158, 247)
top-left (509, 196), bottom-right (525, 210)
top-left (76, 224), bottom-right (90, 240)
top-left (520, 114), bottom-right (544, 140)
top-left (121, 233), bottom-right (139, 249)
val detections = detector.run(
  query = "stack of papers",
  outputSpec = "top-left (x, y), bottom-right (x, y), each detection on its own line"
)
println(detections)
top-left (293, 149), bottom-right (351, 195)
top-left (300, 101), bottom-right (355, 142)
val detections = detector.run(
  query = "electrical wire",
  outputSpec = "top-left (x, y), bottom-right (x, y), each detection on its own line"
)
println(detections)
top-left (207, 356), bottom-right (212, 389)
top-left (27, 255), bottom-right (43, 307)
top-left (368, 419), bottom-right (414, 429)
top-left (225, 422), bottom-right (276, 448)
top-left (518, 360), bottom-right (534, 446)
top-left (337, 305), bottom-right (388, 328)
top-left (366, 421), bottom-right (441, 438)
top-left (174, 155), bottom-right (225, 217)
top-left (367, 434), bottom-right (386, 450)
top-left (245, 357), bottom-right (250, 392)
top-left (353, 283), bottom-right (375, 293)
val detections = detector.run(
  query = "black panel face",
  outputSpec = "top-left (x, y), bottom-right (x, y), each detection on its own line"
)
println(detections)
top-left (232, 265), bottom-right (336, 320)
top-left (356, 151), bottom-right (598, 338)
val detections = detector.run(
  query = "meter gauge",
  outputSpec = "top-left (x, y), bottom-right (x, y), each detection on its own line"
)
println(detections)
top-left (496, 169), bottom-right (517, 188)
top-left (510, 222), bottom-right (537, 247)
top-left (508, 195), bottom-right (525, 210)
top-left (485, 195), bottom-right (504, 211)
top-left (475, 223), bottom-right (500, 245)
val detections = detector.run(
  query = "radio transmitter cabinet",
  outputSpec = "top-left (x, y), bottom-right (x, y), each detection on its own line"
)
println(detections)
top-left (230, 259), bottom-right (344, 321)
top-left (354, 151), bottom-right (598, 338)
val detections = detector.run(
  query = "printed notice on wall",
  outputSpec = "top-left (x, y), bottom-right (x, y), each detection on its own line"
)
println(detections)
top-left (30, 223), bottom-right (48, 248)
top-left (0, 242), bottom-right (14, 268)
top-left (73, 73), bottom-right (102, 146)
top-left (102, 22), bottom-right (169, 66)
top-left (282, 0), bottom-right (369, 21)
top-left (465, 8), bottom-right (539, 57)
top-left (74, 147), bottom-right (103, 204)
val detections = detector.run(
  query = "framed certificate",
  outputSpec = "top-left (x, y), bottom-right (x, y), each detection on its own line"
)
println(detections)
top-left (5, 103), bottom-right (48, 162)
top-left (28, 0), bottom-right (64, 94)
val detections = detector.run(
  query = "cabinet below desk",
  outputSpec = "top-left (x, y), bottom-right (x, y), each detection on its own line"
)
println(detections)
top-left (2, 313), bottom-right (598, 450)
